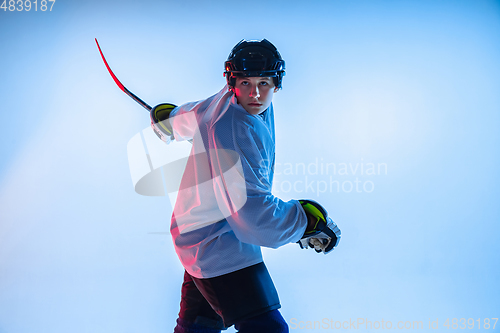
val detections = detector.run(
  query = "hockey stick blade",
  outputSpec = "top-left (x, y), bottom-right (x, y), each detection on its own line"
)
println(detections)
top-left (95, 38), bottom-right (152, 111)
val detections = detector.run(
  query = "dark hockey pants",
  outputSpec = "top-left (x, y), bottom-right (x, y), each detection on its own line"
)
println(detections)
top-left (173, 263), bottom-right (288, 332)
top-left (174, 310), bottom-right (288, 333)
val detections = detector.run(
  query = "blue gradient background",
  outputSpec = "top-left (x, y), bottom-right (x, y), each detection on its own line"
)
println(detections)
top-left (1, 0), bottom-right (499, 332)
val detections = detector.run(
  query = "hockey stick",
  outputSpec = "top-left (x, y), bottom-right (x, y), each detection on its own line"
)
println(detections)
top-left (95, 38), bottom-right (152, 111)
top-left (96, 38), bottom-right (190, 144)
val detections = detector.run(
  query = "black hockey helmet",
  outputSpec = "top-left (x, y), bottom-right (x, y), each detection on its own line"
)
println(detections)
top-left (224, 39), bottom-right (286, 89)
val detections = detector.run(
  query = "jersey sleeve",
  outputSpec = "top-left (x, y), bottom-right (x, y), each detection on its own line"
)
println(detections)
top-left (169, 101), bottom-right (206, 142)
top-left (210, 108), bottom-right (308, 248)
top-left (169, 86), bottom-right (232, 142)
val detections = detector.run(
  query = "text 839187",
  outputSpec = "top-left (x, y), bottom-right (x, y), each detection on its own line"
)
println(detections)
top-left (1, 0), bottom-right (56, 11)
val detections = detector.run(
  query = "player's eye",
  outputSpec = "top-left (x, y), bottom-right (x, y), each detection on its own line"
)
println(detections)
top-left (260, 81), bottom-right (268, 86)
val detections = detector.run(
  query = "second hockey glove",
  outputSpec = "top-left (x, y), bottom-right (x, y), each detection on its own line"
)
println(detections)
top-left (150, 103), bottom-right (177, 144)
top-left (298, 199), bottom-right (341, 254)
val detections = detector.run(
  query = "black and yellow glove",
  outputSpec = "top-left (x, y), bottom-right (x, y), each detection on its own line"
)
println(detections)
top-left (298, 199), bottom-right (341, 254)
top-left (150, 103), bottom-right (177, 143)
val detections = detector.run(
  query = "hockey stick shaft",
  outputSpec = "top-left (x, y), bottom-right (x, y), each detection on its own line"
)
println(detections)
top-left (95, 38), bottom-right (152, 111)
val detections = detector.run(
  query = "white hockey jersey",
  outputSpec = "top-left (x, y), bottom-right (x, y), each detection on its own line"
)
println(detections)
top-left (169, 85), bottom-right (308, 278)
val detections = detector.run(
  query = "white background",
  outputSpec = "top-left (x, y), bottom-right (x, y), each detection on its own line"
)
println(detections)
top-left (1, 0), bottom-right (499, 332)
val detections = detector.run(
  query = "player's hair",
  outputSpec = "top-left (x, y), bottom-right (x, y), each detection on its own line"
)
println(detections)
top-left (224, 39), bottom-right (286, 89)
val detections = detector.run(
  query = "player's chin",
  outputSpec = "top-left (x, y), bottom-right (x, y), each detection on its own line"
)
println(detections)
top-left (244, 104), bottom-right (265, 115)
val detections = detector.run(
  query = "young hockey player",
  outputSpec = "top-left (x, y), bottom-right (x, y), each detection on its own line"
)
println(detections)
top-left (150, 39), bottom-right (341, 333)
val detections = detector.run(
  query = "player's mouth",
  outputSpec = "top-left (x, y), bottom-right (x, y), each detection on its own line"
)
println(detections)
top-left (248, 102), bottom-right (262, 107)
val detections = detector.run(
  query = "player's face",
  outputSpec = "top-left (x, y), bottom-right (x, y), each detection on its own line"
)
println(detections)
top-left (233, 77), bottom-right (278, 115)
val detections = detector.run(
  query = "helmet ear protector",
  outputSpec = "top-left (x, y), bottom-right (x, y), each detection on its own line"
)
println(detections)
top-left (224, 39), bottom-right (286, 89)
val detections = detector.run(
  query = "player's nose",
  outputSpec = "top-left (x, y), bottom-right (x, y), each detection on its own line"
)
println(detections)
top-left (249, 84), bottom-right (260, 98)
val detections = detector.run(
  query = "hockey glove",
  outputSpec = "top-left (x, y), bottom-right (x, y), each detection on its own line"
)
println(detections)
top-left (150, 103), bottom-right (177, 144)
top-left (298, 199), bottom-right (341, 254)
